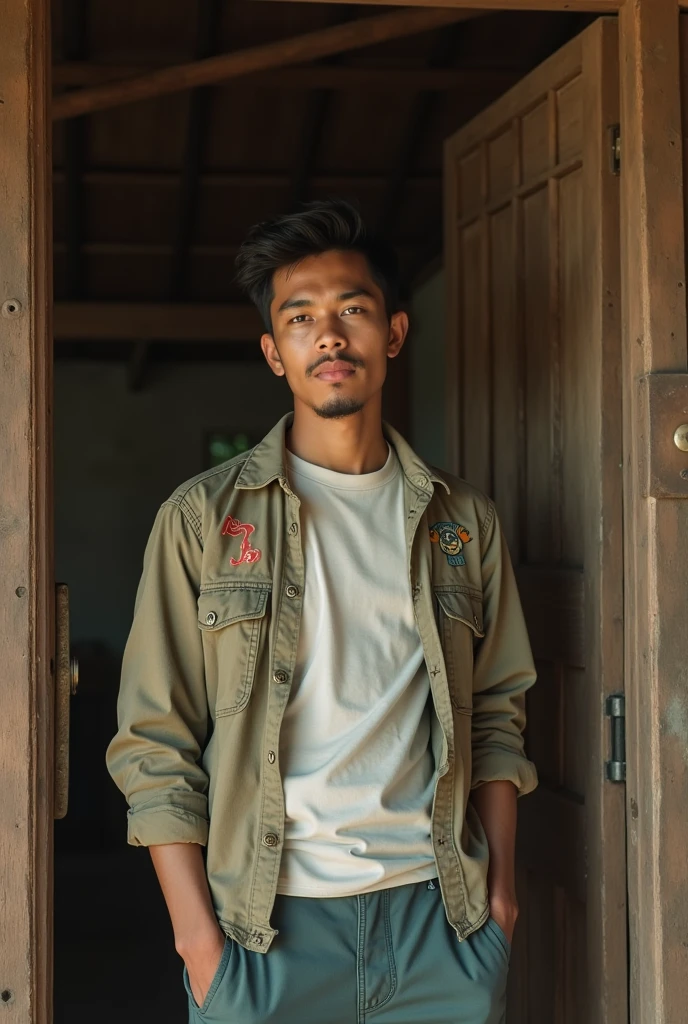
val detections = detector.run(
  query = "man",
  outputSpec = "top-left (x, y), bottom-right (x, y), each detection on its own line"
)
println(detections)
top-left (106, 199), bottom-right (537, 1024)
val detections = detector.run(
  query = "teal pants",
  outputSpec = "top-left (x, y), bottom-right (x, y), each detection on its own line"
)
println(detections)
top-left (183, 877), bottom-right (509, 1024)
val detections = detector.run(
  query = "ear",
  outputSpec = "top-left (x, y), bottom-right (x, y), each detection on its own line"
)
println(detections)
top-left (387, 310), bottom-right (409, 360)
top-left (261, 333), bottom-right (286, 377)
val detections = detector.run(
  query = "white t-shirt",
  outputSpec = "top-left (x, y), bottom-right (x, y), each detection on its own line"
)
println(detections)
top-left (276, 443), bottom-right (437, 897)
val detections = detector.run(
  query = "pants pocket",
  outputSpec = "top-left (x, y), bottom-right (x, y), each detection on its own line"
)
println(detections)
top-left (182, 936), bottom-right (233, 1016)
top-left (485, 917), bottom-right (511, 962)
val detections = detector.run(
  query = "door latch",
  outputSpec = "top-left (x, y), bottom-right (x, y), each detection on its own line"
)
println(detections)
top-left (605, 694), bottom-right (626, 782)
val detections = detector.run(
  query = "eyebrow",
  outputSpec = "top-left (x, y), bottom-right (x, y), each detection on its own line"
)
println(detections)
top-left (277, 287), bottom-right (374, 314)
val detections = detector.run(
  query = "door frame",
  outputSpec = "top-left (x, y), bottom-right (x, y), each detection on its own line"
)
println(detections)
top-left (0, 1), bottom-right (54, 1022)
top-left (2, 1), bottom-right (687, 1021)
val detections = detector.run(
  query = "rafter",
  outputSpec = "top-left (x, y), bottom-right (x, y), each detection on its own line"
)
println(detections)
top-left (378, 23), bottom-right (463, 239)
top-left (262, 0), bottom-right (620, 10)
top-left (53, 63), bottom-right (522, 92)
top-left (289, 8), bottom-right (357, 209)
top-left (52, 170), bottom-right (441, 189)
top-left (51, 8), bottom-right (484, 120)
top-left (171, 0), bottom-right (224, 300)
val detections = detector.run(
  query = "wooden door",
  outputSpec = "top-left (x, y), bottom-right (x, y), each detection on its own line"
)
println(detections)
top-left (443, 19), bottom-right (626, 1024)
top-left (0, 1), bottom-right (54, 1022)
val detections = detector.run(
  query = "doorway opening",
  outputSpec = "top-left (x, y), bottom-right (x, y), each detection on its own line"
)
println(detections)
top-left (52, 6), bottom-right (597, 1022)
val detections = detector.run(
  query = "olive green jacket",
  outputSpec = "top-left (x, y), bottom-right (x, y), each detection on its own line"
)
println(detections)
top-left (105, 412), bottom-right (537, 952)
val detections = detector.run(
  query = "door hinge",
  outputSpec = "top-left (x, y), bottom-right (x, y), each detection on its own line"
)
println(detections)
top-left (609, 124), bottom-right (621, 174)
top-left (605, 694), bottom-right (626, 782)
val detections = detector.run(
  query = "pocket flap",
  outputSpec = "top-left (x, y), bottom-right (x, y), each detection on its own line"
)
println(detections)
top-left (198, 586), bottom-right (269, 631)
top-left (435, 589), bottom-right (485, 637)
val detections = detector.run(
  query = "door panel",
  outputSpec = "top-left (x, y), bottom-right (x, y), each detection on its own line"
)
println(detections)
top-left (444, 19), bottom-right (626, 1023)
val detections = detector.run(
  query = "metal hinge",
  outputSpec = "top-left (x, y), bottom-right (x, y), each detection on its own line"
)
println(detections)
top-left (605, 694), bottom-right (626, 782)
top-left (609, 124), bottom-right (621, 174)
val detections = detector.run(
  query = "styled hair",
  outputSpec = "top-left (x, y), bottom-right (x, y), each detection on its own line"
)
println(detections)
top-left (234, 198), bottom-right (400, 331)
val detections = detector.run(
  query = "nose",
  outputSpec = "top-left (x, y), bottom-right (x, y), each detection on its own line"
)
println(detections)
top-left (315, 314), bottom-right (349, 352)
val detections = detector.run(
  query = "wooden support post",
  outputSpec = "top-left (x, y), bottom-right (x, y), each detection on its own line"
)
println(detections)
top-left (619, 1), bottom-right (688, 1021)
top-left (0, 1), bottom-right (53, 1022)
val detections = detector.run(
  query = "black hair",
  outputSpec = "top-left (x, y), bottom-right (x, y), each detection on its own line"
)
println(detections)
top-left (234, 198), bottom-right (400, 331)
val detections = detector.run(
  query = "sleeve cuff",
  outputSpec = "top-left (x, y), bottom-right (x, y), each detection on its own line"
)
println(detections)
top-left (471, 748), bottom-right (539, 797)
top-left (126, 805), bottom-right (209, 847)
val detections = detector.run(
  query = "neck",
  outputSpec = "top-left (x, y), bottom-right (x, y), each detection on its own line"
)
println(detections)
top-left (286, 397), bottom-right (388, 475)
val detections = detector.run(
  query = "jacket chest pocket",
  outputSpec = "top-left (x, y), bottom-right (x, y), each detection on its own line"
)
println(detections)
top-left (198, 585), bottom-right (270, 717)
top-left (434, 588), bottom-right (485, 714)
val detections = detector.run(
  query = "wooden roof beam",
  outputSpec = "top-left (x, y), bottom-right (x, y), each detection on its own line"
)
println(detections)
top-left (262, 0), bottom-right (620, 10)
top-left (53, 64), bottom-right (522, 92)
top-left (54, 303), bottom-right (263, 342)
top-left (51, 8), bottom-right (483, 120)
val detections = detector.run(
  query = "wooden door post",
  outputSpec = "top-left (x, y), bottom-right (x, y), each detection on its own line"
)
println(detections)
top-left (0, 0), bottom-right (54, 1021)
top-left (619, 1), bottom-right (688, 1020)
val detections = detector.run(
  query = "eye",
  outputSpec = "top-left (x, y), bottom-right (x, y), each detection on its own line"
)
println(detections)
top-left (289, 314), bottom-right (313, 324)
top-left (341, 306), bottom-right (365, 316)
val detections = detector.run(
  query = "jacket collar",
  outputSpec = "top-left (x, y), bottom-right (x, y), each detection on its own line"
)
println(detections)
top-left (235, 411), bottom-right (450, 495)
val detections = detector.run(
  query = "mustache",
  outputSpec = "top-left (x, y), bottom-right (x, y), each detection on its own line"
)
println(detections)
top-left (306, 353), bottom-right (364, 377)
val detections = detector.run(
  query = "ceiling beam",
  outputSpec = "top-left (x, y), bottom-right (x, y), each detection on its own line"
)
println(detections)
top-left (170, 0), bottom-right (223, 301)
top-left (289, 7), bottom-right (357, 209)
top-left (262, 0), bottom-right (620, 10)
top-left (54, 303), bottom-right (263, 342)
top-left (53, 63), bottom-right (522, 92)
top-left (51, 8), bottom-right (483, 120)
top-left (52, 170), bottom-right (441, 189)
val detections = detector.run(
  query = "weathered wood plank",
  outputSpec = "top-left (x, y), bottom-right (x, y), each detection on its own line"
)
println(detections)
top-left (0, 0), bottom-right (53, 1020)
top-left (619, 2), bottom-right (688, 1023)
top-left (580, 20), bottom-right (627, 1024)
top-left (52, 8), bottom-right (481, 121)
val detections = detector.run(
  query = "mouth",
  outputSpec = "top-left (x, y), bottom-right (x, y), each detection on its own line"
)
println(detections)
top-left (314, 361), bottom-right (357, 383)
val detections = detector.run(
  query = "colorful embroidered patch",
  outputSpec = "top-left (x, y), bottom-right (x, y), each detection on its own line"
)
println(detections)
top-left (221, 515), bottom-right (262, 566)
top-left (429, 521), bottom-right (471, 566)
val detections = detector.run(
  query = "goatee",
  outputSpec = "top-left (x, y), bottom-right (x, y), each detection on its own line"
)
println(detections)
top-left (313, 395), bottom-right (364, 420)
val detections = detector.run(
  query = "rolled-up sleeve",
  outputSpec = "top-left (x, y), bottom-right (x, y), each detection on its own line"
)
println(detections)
top-left (105, 499), bottom-right (210, 846)
top-left (471, 500), bottom-right (538, 797)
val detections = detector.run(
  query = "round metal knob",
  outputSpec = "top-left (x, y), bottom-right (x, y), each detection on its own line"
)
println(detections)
top-left (70, 657), bottom-right (79, 696)
top-left (674, 423), bottom-right (688, 452)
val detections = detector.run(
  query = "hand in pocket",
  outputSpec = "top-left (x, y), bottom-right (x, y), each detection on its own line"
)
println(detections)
top-left (184, 930), bottom-right (228, 1009)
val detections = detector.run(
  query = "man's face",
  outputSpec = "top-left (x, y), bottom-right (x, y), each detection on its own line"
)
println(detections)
top-left (260, 250), bottom-right (408, 420)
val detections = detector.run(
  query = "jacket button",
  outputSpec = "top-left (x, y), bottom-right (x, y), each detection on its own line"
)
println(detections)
top-left (262, 832), bottom-right (279, 847)
top-left (205, 611), bottom-right (217, 626)
top-left (473, 615), bottom-right (480, 627)
top-left (267, 750), bottom-right (276, 764)
top-left (285, 584), bottom-right (299, 599)
top-left (273, 670), bottom-right (289, 684)
top-left (414, 473), bottom-right (429, 488)
top-left (288, 522), bottom-right (298, 535)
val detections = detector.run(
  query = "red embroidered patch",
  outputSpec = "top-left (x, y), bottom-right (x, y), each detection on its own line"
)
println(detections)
top-left (221, 515), bottom-right (262, 566)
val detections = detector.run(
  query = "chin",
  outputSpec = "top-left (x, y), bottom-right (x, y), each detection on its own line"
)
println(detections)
top-left (312, 395), bottom-right (365, 420)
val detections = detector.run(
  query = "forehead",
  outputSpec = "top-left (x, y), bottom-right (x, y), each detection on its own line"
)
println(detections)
top-left (271, 250), bottom-right (382, 304)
